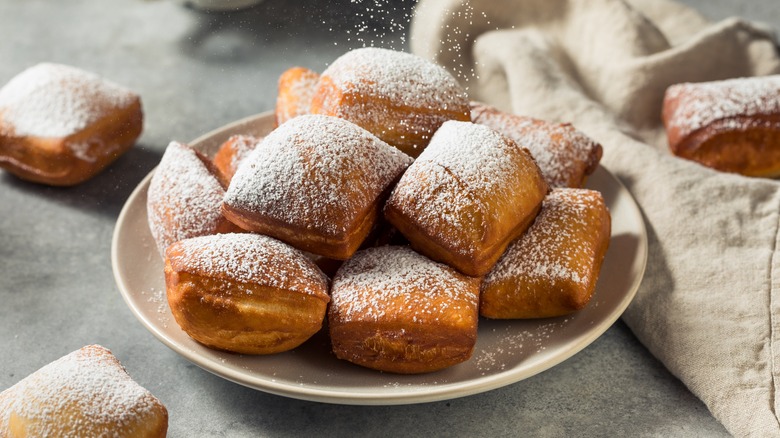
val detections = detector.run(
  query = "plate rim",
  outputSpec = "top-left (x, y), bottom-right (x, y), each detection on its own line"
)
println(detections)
top-left (111, 111), bottom-right (648, 405)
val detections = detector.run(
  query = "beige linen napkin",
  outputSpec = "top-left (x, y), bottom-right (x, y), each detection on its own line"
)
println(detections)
top-left (411, 0), bottom-right (780, 436)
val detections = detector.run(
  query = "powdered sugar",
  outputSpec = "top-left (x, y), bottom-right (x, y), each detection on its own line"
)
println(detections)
top-left (387, 120), bottom-right (545, 252)
top-left (485, 189), bottom-right (606, 286)
top-left (167, 233), bottom-right (329, 298)
top-left (330, 246), bottom-right (478, 322)
top-left (471, 103), bottom-right (602, 188)
top-left (147, 141), bottom-right (226, 256)
top-left (0, 63), bottom-right (137, 140)
top-left (224, 114), bottom-right (412, 236)
top-left (665, 75), bottom-right (780, 140)
top-left (0, 345), bottom-right (163, 436)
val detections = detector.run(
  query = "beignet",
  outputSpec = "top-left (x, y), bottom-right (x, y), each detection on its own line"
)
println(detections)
top-left (384, 120), bottom-right (549, 277)
top-left (222, 114), bottom-right (413, 260)
top-left (212, 134), bottom-right (262, 185)
top-left (275, 66), bottom-right (319, 126)
top-left (0, 63), bottom-right (143, 186)
top-left (310, 47), bottom-right (470, 157)
top-left (663, 75), bottom-right (780, 177)
top-left (147, 141), bottom-right (240, 257)
top-left (0, 345), bottom-right (168, 438)
top-left (470, 102), bottom-right (602, 188)
top-left (164, 233), bottom-right (330, 354)
top-left (329, 246), bottom-right (480, 374)
top-left (480, 188), bottom-right (611, 319)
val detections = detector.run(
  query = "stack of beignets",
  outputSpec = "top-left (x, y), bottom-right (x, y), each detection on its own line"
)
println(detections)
top-left (147, 47), bottom-right (611, 373)
top-left (0, 63), bottom-right (143, 186)
top-left (385, 120), bottom-right (549, 277)
top-left (0, 345), bottom-right (168, 437)
top-left (662, 75), bottom-right (780, 177)
top-left (471, 102), bottom-right (603, 188)
top-left (481, 189), bottom-right (611, 319)
top-left (310, 47), bottom-right (471, 157)
top-left (222, 114), bottom-right (413, 260)
top-left (329, 246), bottom-right (480, 374)
top-left (165, 233), bottom-right (330, 354)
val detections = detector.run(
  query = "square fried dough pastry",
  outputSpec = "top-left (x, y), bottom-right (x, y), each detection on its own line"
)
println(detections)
top-left (164, 233), bottom-right (330, 354)
top-left (0, 63), bottom-right (142, 186)
top-left (328, 246), bottom-right (480, 374)
top-left (662, 75), bottom-right (780, 177)
top-left (480, 188), bottom-right (611, 319)
top-left (310, 47), bottom-right (470, 157)
top-left (385, 120), bottom-right (549, 277)
top-left (211, 134), bottom-right (263, 185)
top-left (222, 114), bottom-right (413, 260)
top-left (275, 66), bottom-right (319, 126)
top-left (147, 141), bottom-right (241, 257)
top-left (470, 102), bottom-right (602, 188)
top-left (0, 345), bottom-right (168, 438)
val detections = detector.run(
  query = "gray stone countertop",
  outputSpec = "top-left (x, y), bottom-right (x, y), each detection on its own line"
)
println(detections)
top-left (0, 0), bottom-right (775, 436)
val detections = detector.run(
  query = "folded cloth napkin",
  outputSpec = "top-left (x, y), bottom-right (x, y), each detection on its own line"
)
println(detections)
top-left (411, 0), bottom-right (780, 436)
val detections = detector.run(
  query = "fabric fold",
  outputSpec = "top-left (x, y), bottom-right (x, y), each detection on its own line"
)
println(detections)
top-left (411, 0), bottom-right (780, 436)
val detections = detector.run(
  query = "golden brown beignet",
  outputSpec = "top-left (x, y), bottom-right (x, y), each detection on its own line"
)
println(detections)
top-left (0, 63), bottom-right (143, 186)
top-left (212, 134), bottom-right (262, 185)
top-left (480, 188), bottom-right (611, 319)
top-left (309, 47), bottom-right (470, 157)
top-left (222, 114), bottom-right (413, 260)
top-left (384, 120), bottom-right (549, 277)
top-left (0, 345), bottom-right (168, 438)
top-left (470, 102), bottom-right (602, 188)
top-left (147, 141), bottom-right (241, 257)
top-left (329, 246), bottom-right (480, 374)
top-left (275, 66), bottom-right (319, 126)
top-left (663, 75), bottom-right (780, 177)
top-left (165, 233), bottom-right (330, 354)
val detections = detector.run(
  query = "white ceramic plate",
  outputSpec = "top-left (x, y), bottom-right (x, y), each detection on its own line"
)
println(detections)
top-left (112, 112), bottom-right (648, 405)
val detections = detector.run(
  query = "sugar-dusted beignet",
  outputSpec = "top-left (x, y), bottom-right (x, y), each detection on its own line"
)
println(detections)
top-left (470, 102), bottom-right (602, 188)
top-left (663, 75), bottom-right (780, 177)
top-left (212, 134), bottom-right (262, 185)
top-left (310, 47), bottom-right (470, 157)
top-left (329, 246), bottom-right (480, 374)
top-left (222, 114), bottom-right (413, 260)
top-left (481, 188), bottom-right (611, 319)
top-left (0, 345), bottom-right (168, 438)
top-left (275, 66), bottom-right (319, 126)
top-left (164, 233), bottom-right (330, 354)
top-left (0, 63), bottom-right (143, 186)
top-left (147, 141), bottom-right (241, 257)
top-left (385, 120), bottom-right (549, 277)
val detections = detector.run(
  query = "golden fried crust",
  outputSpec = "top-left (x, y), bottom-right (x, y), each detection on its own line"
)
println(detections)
top-left (0, 63), bottom-right (143, 186)
top-left (222, 115), bottom-right (412, 260)
top-left (212, 134), bottom-right (262, 185)
top-left (663, 76), bottom-right (780, 177)
top-left (328, 246), bottom-right (480, 374)
top-left (480, 189), bottom-right (611, 319)
top-left (275, 66), bottom-right (319, 126)
top-left (0, 345), bottom-right (168, 438)
top-left (385, 120), bottom-right (548, 277)
top-left (0, 98), bottom-right (142, 186)
top-left (470, 102), bottom-right (602, 188)
top-left (165, 233), bottom-right (330, 355)
top-left (309, 47), bottom-right (470, 158)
